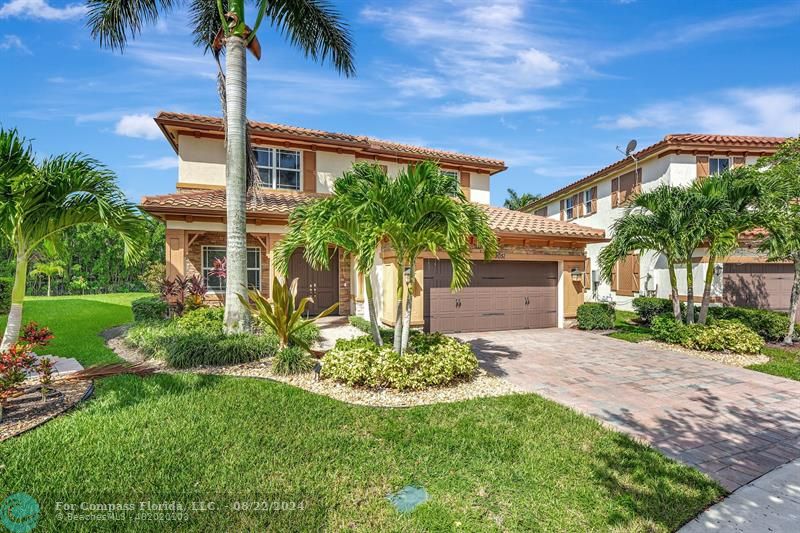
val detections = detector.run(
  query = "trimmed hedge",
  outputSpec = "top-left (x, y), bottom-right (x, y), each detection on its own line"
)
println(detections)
top-left (651, 315), bottom-right (764, 354)
top-left (322, 333), bottom-right (478, 390)
top-left (176, 306), bottom-right (224, 333)
top-left (0, 276), bottom-right (12, 313)
top-left (632, 297), bottom-right (674, 325)
top-left (131, 296), bottom-right (168, 322)
top-left (708, 306), bottom-right (793, 342)
top-left (577, 302), bottom-right (615, 330)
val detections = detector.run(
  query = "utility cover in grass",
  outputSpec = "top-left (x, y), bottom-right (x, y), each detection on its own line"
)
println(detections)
top-left (387, 485), bottom-right (428, 513)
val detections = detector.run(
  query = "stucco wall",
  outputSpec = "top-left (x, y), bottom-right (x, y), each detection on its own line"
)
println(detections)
top-left (178, 136), bottom-right (226, 187)
top-left (469, 172), bottom-right (491, 205)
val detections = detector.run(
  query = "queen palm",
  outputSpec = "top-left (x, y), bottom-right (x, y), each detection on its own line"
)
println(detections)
top-left (87, 0), bottom-right (355, 333)
top-left (599, 185), bottom-right (694, 322)
top-left (30, 260), bottom-right (65, 297)
top-left (504, 189), bottom-right (540, 211)
top-left (0, 128), bottom-right (146, 350)
top-left (273, 162), bottom-right (388, 346)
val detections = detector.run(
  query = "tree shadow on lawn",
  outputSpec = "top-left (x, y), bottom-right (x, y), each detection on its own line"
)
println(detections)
top-left (596, 386), bottom-right (800, 491)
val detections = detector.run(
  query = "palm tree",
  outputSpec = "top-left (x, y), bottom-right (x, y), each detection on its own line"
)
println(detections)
top-left (690, 167), bottom-right (762, 324)
top-left (273, 162), bottom-right (388, 346)
top-left (599, 186), bottom-right (694, 321)
top-left (0, 128), bottom-right (146, 350)
top-left (504, 189), bottom-right (540, 211)
top-left (87, 0), bottom-right (355, 334)
top-left (369, 162), bottom-right (498, 353)
top-left (30, 260), bottom-right (65, 297)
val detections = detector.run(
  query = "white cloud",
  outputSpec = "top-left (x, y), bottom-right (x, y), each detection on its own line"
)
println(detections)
top-left (442, 95), bottom-right (560, 117)
top-left (114, 114), bottom-right (161, 140)
top-left (133, 156), bottom-right (178, 170)
top-left (0, 34), bottom-right (30, 54)
top-left (597, 87), bottom-right (800, 137)
top-left (0, 0), bottom-right (84, 20)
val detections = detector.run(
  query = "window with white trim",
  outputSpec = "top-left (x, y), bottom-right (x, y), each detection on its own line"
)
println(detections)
top-left (202, 246), bottom-right (261, 292)
top-left (253, 147), bottom-right (301, 190)
top-left (709, 157), bottom-right (730, 175)
top-left (565, 196), bottom-right (575, 220)
top-left (441, 169), bottom-right (459, 179)
top-left (582, 190), bottom-right (592, 215)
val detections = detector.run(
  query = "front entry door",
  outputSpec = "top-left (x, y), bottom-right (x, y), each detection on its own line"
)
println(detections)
top-left (288, 249), bottom-right (339, 315)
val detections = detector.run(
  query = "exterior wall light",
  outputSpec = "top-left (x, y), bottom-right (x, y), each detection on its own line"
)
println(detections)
top-left (570, 267), bottom-right (584, 282)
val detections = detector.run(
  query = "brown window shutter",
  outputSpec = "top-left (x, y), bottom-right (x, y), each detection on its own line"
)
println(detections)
top-left (696, 155), bottom-right (709, 179)
top-left (559, 199), bottom-right (565, 220)
top-left (460, 171), bottom-right (471, 201)
top-left (302, 151), bottom-right (316, 193)
top-left (632, 254), bottom-right (640, 293)
top-left (379, 164), bottom-right (389, 174)
top-left (574, 194), bottom-right (582, 217)
top-left (534, 207), bottom-right (547, 217)
top-left (611, 261), bottom-right (618, 291)
top-left (733, 156), bottom-right (745, 168)
top-left (591, 186), bottom-right (598, 213)
top-left (584, 256), bottom-right (591, 287)
top-left (611, 178), bottom-right (619, 208)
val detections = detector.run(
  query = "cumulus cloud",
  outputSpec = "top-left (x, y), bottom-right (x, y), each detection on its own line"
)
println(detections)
top-left (0, 34), bottom-right (30, 53)
top-left (133, 156), bottom-right (178, 170)
top-left (597, 87), bottom-right (800, 137)
top-left (0, 0), bottom-right (85, 20)
top-left (114, 114), bottom-right (161, 140)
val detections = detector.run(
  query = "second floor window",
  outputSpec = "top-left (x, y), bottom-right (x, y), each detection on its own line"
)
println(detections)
top-left (709, 157), bottom-right (730, 175)
top-left (583, 190), bottom-right (593, 215)
top-left (253, 148), bottom-right (301, 190)
top-left (565, 196), bottom-right (575, 220)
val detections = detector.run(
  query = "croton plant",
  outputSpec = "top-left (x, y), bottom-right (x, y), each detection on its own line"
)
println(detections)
top-left (0, 321), bottom-right (54, 421)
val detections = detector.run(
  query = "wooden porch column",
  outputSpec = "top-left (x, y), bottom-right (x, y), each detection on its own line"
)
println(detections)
top-left (165, 229), bottom-right (186, 280)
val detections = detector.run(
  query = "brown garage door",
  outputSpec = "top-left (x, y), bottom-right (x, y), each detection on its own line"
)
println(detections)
top-left (288, 249), bottom-right (339, 315)
top-left (723, 263), bottom-right (799, 320)
top-left (423, 260), bottom-right (558, 333)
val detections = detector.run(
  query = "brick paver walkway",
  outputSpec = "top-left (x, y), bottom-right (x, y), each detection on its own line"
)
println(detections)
top-left (454, 329), bottom-right (800, 491)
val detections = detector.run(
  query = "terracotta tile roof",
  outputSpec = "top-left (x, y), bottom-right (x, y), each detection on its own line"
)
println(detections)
top-left (531, 133), bottom-right (788, 209)
top-left (155, 111), bottom-right (506, 170)
top-left (141, 189), bottom-right (605, 240)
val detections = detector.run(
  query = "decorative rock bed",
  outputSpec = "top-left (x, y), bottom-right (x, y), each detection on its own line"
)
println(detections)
top-left (0, 379), bottom-right (93, 442)
top-left (639, 340), bottom-right (769, 367)
top-left (107, 335), bottom-right (520, 408)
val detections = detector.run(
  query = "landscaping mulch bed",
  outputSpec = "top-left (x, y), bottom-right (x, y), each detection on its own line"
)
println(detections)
top-left (0, 380), bottom-right (93, 442)
top-left (107, 334), bottom-right (520, 408)
top-left (639, 340), bottom-right (769, 367)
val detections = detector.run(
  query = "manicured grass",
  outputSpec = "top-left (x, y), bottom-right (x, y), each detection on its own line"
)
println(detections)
top-left (748, 346), bottom-right (800, 381)
top-left (608, 310), bottom-right (655, 343)
top-left (0, 295), bottom-right (722, 531)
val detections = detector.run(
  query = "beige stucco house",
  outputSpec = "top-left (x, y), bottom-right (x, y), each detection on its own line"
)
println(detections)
top-left (141, 112), bottom-right (605, 333)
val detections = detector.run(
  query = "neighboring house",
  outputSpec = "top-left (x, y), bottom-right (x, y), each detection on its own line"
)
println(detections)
top-left (526, 134), bottom-right (795, 317)
top-left (141, 111), bottom-right (605, 333)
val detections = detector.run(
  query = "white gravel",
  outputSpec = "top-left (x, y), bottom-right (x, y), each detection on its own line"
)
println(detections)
top-left (639, 340), bottom-right (769, 367)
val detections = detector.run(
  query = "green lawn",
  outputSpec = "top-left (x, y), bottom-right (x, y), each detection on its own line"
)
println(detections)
top-left (608, 310), bottom-right (655, 343)
top-left (0, 295), bottom-right (722, 531)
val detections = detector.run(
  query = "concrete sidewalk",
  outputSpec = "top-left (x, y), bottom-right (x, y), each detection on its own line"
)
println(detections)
top-left (680, 459), bottom-right (800, 532)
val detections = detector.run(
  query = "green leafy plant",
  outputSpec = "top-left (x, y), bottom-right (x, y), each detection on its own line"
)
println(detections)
top-left (131, 296), bottom-right (168, 322)
top-left (272, 345), bottom-right (315, 376)
top-left (651, 315), bottom-right (693, 345)
top-left (708, 306), bottom-right (794, 342)
top-left (576, 302), bottom-right (615, 330)
top-left (37, 357), bottom-right (55, 401)
top-left (689, 320), bottom-right (764, 354)
top-left (0, 276), bottom-right (12, 313)
top-left (176, 306), bottom-right (224, 333)
top-left (632, 297), bottom-right (674, 326)
top-left (348, 315), bottom-right (394, 343)
top-left (238, 277), bottom-right (337, 350)
top-left (322, 333), bottom-right (478, 391)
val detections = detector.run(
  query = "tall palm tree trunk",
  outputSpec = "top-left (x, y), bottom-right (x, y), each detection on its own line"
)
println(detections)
top-left (785, 253), bottom-right (800, 344)
top-left (1, 253), bottom-right (28, 351)
top-left (698, 253), bottom-right (716, 325)
top-left (667, 261), bottom-right (681, 321)
top-left (685, 258), bottom-right (695, 324)
top-left (223, 35), bottom-right (250, 334)
top-left (393, 263), bottom-right (404, 353)
top-left (401, 263), bottom-right (414, 353)
top-left (364, 274), bottom-right (383, 346)
top-left (47, 275), bottom-right (52, 298)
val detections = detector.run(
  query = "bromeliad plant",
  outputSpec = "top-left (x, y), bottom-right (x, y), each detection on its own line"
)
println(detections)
top-left (238, 277), bottom-right (338, 351)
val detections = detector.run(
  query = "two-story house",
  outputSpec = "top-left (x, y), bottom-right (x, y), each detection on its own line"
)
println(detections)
top-left (141, 111), bottom-right (605, 333)
top-left (527, 133), bottom-right (794, 316)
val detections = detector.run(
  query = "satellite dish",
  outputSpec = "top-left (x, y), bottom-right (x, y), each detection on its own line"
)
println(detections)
top-left (625, 139), bottom-right (637, 156)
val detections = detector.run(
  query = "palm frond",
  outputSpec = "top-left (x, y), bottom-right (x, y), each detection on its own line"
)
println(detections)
top-left (86, 0), bottom-right (176, 50)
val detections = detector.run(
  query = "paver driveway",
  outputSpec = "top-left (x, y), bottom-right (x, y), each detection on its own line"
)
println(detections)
top-left (454, 329), bottom-right (800, 491)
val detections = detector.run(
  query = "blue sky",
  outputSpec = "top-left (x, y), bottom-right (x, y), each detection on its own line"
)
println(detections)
top-left (1, 0), bottom-right (799, 206)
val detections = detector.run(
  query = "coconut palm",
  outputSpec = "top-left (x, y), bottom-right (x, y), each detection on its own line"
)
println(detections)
top-left (0, 128), bottom-right (146, 350)
top-left (599, 185), bottom-right (696, 321)
top-left (273, 162), bottom-right (388, 346)
top-left (690, 167), bottom-right (762, 324)
top-left (504, 189), bottom-right (540, 211)
top-left (30, 260), bottom-right (65, 297)
top-left (87, 0), bottom-right (355, 334)
top-left (373, 161), bottom-right (498, 354)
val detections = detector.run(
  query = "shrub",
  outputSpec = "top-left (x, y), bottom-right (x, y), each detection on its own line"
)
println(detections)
top-left (131, 296), bottom-right (168, 322)
top-left (577, 302), bottom-right (615, 330)
top-left (176, 306), bottom-right (224, 333)
top-left (348, 315), bottom-right (394, 343)
top-left (632, 297), bottom-right (674, 325)
top-left (322, 333), bottom-right (478, 391)
top-left (651, 315), bottom-right (693, 345)
top-left (0, 276), bottom-right (12, 313)
top-left (708, 306), bottom-right (792, 342)
top-left (272, 346), bottom-right (315, 375)
top-left (689, 320), bottom-right (764, 354)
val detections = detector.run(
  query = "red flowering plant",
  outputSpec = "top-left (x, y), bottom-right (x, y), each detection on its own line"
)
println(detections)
top-left (0, 343), bottom-right (37, 421)
top-left (20, 321), bottom-right (54, 347)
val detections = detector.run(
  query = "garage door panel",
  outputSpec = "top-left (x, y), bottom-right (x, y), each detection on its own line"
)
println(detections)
top-left (724, 263), bottom-right (799, 320)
